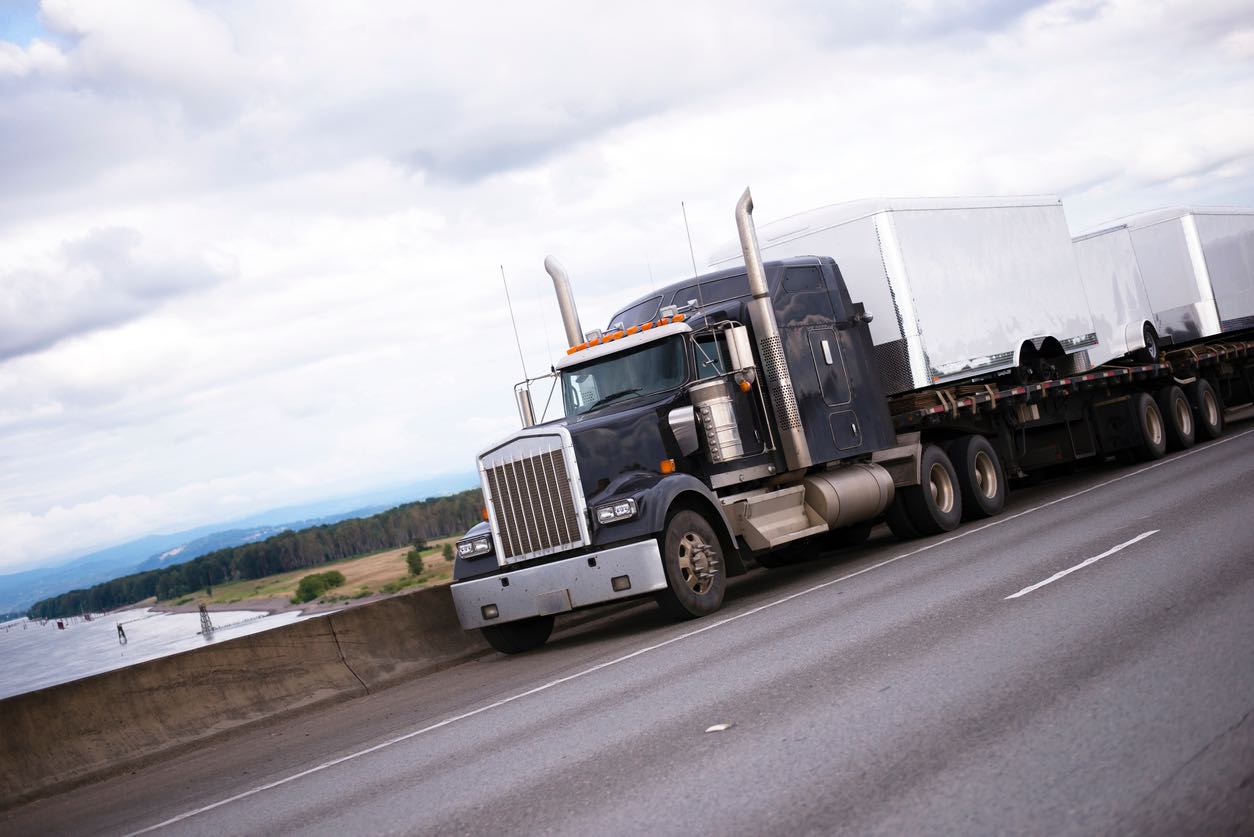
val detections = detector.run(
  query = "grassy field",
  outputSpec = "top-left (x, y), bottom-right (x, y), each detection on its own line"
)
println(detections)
top-left (166, 536), bottom-right (460, 609)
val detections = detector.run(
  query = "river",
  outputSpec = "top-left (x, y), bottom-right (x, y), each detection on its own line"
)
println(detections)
top-left (0, 607), bottom-right (319, 700)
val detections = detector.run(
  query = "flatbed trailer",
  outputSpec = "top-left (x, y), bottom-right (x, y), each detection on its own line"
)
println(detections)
top-left (860, 333), bottom-right (1254, 538)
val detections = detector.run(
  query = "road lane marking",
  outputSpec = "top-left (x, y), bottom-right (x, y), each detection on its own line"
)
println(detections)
top-left (1005, 529), bottom-right (1159, 600)
top-left (125, 425), bottom-right (1254, 835)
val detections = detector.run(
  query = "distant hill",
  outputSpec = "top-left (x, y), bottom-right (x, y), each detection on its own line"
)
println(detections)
top-left (131, 506), bottom-right (388, 573)
top-left (0, 471), bottom-right (478, 614)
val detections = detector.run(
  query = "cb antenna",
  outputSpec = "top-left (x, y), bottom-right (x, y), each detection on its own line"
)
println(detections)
top-left (681, 201), bottom-right (706, 311)
top-left (500, 265), bottom-right (528, 380)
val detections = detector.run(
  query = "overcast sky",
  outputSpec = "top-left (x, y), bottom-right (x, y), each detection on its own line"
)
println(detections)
top-left (1, 0), bottom-right (1252, 573)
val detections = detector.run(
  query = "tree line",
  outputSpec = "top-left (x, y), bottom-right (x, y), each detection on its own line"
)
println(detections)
top-left (27, 489), bottom-right (483, 619)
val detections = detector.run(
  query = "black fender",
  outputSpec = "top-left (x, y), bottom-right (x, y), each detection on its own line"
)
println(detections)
top-left (636, 473), bottom-right (746, 577)
top-left (452, 520), bottom-right (497, 581)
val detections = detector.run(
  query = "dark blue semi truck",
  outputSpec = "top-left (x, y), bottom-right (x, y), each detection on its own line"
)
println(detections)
top-left (449, 189), bottom-right (1254, 653)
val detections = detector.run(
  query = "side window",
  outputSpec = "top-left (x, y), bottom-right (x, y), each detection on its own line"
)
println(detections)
top-left (611, 295), bottom-right (663, 329)
top-left (671, 286), bottom-right (697, 308)
top-left (693, 334), bottom-right (731, 380)
top-left (784, 266), bottom-right (823, 292)
top-left (564, 373), bottom-right (600, 414)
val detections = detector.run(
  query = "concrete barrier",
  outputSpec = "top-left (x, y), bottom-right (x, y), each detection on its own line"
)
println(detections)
top-left (0, 585), bottom-right (488, 807)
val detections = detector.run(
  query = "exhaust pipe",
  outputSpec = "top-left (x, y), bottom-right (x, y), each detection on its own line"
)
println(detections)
top-left (545, 255), bottom-right (585, 348)
top-left (735, 187), bottom-right (813, 472)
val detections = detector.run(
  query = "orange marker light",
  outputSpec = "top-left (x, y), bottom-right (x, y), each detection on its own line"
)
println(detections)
top-left (481, 507), bottom-right (489, 521)
top-left (626, 326), bottom-right (639, 335)
top-left (739, 379), bottom-right (752, 392)
top-left (642, 322), bottom-right (654, 331)
top-left (660, 459), bottom-right (676, 474)
top-left (658, 317), bottom-right (671, 326)
top-left (673, 313), bottom-right (685, 322)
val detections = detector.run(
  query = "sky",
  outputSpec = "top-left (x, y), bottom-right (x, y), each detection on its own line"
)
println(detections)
top-left (1, 0), bottom-right (1252, 574)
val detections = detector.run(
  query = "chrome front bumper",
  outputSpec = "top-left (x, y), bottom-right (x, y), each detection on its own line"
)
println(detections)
top-left (451, 539), bottom-right (666, 629)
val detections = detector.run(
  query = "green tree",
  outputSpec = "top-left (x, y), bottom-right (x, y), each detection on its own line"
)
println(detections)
top-left (406, 550), bottom-right (425, 576)
top-left (291, 570), bottom-right (347, 604)
top-left (442, 543), bottom-right (454, 562)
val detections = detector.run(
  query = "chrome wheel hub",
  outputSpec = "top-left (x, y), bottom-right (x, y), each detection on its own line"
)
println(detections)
top-left (677, 532), bottom-right (718, 595)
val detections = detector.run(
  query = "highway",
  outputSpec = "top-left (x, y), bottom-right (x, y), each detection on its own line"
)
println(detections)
top-left (5, 424), bottom-right (1254, 836)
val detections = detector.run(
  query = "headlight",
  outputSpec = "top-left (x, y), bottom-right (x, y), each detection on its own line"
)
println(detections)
top-left (456, 536), bottom-right (493, 559)
top-left (595, 498), bottom-right (637, 525)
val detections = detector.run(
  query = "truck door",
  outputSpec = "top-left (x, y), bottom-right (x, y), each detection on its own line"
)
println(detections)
top-left (806, 328), bottom-right (862, 450)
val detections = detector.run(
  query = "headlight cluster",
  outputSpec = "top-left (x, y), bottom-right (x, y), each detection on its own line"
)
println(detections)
top-left (595, 498), bottom-right (637, 525)
top-left (456, 535), bottom-right (493, 560)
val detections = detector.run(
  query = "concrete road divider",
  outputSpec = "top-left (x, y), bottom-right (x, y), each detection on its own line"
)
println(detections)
top-left (0, 586), bottom-right (488, 807)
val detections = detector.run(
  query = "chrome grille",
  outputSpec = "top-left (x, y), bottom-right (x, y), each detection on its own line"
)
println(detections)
top-left (481, 433), bottom-right (586, 564)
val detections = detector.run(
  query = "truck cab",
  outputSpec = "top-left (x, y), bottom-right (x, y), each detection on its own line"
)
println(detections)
top-left (451, 202), bottom-right (898, 654)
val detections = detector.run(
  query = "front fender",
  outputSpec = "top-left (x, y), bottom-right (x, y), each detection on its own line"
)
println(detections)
top-left (596, 472), bottom-right (745, 576)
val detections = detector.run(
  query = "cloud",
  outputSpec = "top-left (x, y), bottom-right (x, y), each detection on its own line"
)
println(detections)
top-left (0, 0), bottom-right (1252, 571)
top-left (0, 227), bottom-right (235, 360)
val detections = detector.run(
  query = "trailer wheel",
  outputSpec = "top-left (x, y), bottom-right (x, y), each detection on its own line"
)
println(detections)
top-left (481, 615), bottom-right (555, 655)
top-left (655, 510), bottom-right (726, 619)
top-left (1185, 378), bottom-right (1224, 441)
top-left (1155, 385), bottom-right (1195, 451)
top-left (947, 435), bottom-right (1006, 520)
top-left (1130, 391), bottom-right (1168, 461)
top-left (897, 444), bottom-right (963, 536)
top-left (1134, 325), bottom-right (1160, 363)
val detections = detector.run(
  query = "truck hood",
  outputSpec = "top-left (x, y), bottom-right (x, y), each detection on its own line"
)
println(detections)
top-left (552, 394), bottom-right (685, 506)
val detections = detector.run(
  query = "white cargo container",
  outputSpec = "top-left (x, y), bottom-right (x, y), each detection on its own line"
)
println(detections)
top-left (1071, 225), bottom-right (1157, 365)
top-left (1074, 208), bottom-right (1254, 348)
top-left (709, 196), bottom-right (1097, 395)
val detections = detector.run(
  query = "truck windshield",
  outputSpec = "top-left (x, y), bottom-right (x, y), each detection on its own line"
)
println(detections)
top-left (562, 336), bottom-right (687, 416)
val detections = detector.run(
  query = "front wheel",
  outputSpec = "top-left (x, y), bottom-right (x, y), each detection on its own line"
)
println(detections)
top-left (481, 614), bottom-right (555, 655)
top-left (655, 510), bottom-right (726, 619)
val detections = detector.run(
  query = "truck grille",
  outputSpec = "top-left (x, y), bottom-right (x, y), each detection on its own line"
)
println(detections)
top-left (481, 434), bottom-right (586, 563)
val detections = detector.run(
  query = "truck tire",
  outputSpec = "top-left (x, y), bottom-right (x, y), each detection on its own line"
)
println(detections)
top-left (947, 434), bottom-right (1006, 520)
top-left (481, 615), bottom-right (555, 655)
top-left (1186, 378), bottom-right (1224, 441)
top-left (655, 510), bottom-right (726, 619)
top-left (898, 444), bottom-right (963, 536)
top-left (1130, 391), bottom-right (1168, 461)
top-left (885, 496), bottom-right (920, 540)
top-left (1155, 385), bottom-right (1195, 451)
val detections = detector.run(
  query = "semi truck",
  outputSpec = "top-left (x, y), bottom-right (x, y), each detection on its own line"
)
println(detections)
top-left (449, 189), bottom-right (1254, 654)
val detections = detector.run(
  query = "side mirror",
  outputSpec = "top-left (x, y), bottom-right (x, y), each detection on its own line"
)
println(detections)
top-left (724, 325), bottom-right (756, 372)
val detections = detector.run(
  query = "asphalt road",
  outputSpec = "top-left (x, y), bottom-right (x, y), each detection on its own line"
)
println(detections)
top-left (6, 424), bottom-right (1254, 836)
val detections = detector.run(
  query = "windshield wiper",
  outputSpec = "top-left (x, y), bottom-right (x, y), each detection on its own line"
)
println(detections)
top-left (587, 387), bottom-right (644, 411)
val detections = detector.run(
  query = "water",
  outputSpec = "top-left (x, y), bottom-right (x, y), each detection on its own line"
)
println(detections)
top-left (0, 608), bottom-right (321, 700)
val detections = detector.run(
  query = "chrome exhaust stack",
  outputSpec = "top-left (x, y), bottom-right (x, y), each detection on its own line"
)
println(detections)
top-left (735, 187), bottom-right (813, 472)
top-left (545, 255), bottom-right (585, 348)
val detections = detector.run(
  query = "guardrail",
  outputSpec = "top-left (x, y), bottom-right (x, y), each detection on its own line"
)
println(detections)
top-left (0, 585), bottom-right (488, 808)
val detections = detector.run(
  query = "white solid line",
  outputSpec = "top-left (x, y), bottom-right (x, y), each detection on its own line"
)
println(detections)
top-left (1004, 529), bottom-right (1159, 600)
top-left (124, 425), bottom-right (1254, 835)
